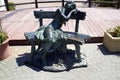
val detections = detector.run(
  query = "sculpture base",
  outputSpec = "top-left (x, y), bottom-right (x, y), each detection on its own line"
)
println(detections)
top-left (42, 53), bottom-right (87, 72)
top-left (25, 50), bottom-right (87, 72)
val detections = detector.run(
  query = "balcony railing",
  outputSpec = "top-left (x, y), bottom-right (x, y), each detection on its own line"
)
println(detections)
top-left (0, 0), bottom-right (120, 11)
top-left (1, 0), bottom-right (88, 11)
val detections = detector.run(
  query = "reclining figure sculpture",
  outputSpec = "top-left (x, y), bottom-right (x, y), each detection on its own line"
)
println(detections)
top-left (25, 0), bottom-right (90, 71)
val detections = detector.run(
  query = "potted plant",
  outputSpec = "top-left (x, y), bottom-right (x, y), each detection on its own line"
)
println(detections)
top-left (0, 16), bottom-right (9, 60)
top-left (103, 26), bottom-right (120, 52)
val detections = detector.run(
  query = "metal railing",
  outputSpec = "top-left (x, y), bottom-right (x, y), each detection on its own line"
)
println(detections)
top-left (1, 0), bottom-right (120, 11)
top-left (2, 0), bottom-right (88, 11)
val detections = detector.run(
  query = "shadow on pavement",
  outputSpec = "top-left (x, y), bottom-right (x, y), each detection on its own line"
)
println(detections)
top-left (15, 50), bottom-right (87, 72)
top-left (98, 44), bottom-right (120, 56)
top-left (16, 53), bottom-right (41, 71)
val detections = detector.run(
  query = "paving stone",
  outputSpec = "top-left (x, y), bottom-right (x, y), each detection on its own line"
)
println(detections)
top-left (0, 43), bottom-right (120, 80)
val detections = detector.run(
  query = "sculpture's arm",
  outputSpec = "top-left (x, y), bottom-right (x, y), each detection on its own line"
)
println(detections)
top-left (66, 9), bottom-right (77, 19)
top-left (58, 8), bottom-right (77, 20)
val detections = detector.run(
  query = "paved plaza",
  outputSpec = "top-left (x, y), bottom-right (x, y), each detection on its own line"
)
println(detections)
top-left (0, 43), bottom-right (120, 80)
top-left (1, 0), bottom-right (120, 79)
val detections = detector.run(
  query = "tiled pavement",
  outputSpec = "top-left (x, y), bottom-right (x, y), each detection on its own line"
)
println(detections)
top-left (0, 43), bottom-right (120, 80)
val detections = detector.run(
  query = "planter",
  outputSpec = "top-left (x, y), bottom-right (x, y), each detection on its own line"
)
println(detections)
top-left (0, 38), bottom-right (9, 60)
top-left (103, 31), bottom-right (120, 52)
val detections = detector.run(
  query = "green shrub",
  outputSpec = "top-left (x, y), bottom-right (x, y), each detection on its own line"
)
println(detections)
top-left (8, 2), bottom-right (16, 11)
top-left (112, 26), bottom-right (120, 37)
top-left (0, 31), bottom-right (8, 44)
top-left (107, 26), bottom-right (120, 37)
top-left (0, 14), bottom-right (8, 44)
top-left (93, 0), bottom-right (117, 7)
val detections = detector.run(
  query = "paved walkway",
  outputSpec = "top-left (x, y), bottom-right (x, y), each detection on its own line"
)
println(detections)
top-left (0, 43), bottom-right (120, 80)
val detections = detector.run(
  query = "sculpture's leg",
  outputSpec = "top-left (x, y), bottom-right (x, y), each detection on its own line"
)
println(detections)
top-left (30, 39), bottom-right (36, 60)
top-left (40, 41), bottom-right (53, 67)
top-left (59, 40), bottom-right (67, 54)
top-left (56, 40), bottom-right (67, 64)
top-left (37, 40), bottom-right (41, 50)
top-left (74, 43), bottom-right (82, 62)
top-left (35, 40), bottom-right (42, 54)
top-left (41, 51), bottom-right (47, 67)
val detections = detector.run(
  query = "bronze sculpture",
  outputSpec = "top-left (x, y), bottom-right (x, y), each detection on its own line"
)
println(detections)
top-left (24, 0), bottom-right (90, 71)
top-left (35, 1), bottom-right (77, 67)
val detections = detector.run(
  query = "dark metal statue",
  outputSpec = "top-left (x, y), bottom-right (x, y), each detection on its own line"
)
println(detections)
top-left (35, 1), bottom-right (77, 68)
top-left (25, 0), bottom-right (90, 71)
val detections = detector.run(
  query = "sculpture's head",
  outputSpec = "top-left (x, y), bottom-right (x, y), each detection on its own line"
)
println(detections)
top-left (64, 1), bottom-right (76, 11)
